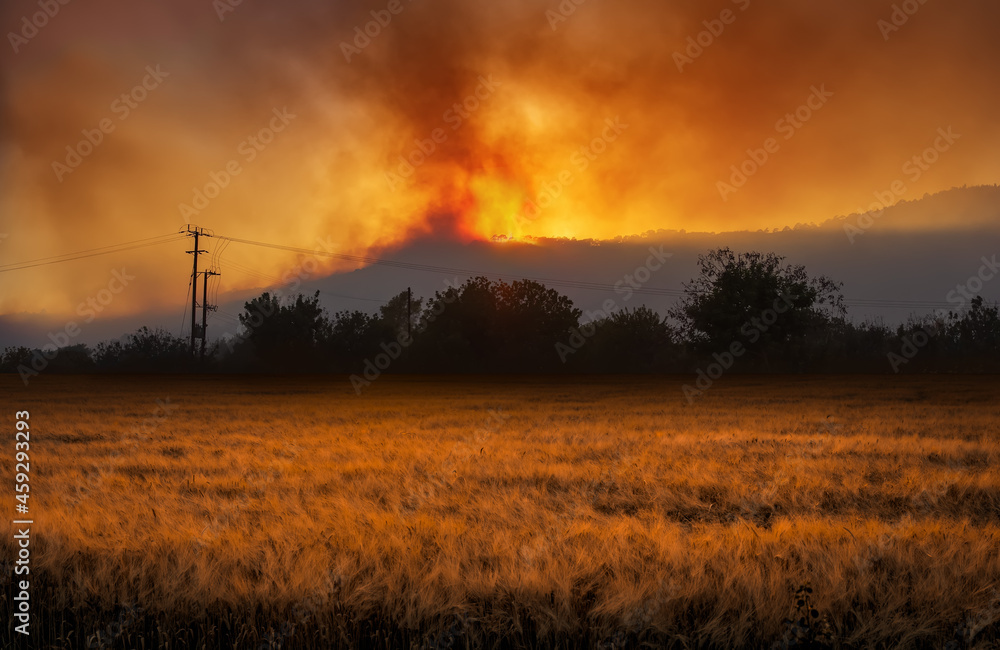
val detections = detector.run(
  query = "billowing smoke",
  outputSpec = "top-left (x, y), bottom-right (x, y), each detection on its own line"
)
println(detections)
top-left (1, 0), bottom-right (999, 317)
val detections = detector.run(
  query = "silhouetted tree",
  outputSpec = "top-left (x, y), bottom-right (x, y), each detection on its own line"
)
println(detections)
top-left (413, 277), bottom-right (581, 371)
top-left (891, 297), bottom-right (1000, 373)
top-left (0, 346), bottom-right (33, 372)
top-left (379, 289), bottom-right (423, 336)
top-left (948, 296), bottom-right (1000, 362)
top-left (42, 344), bottom-right (96, 373)
top-left (237, 291), bottom-right (331, 371)
top-left (93, 327), bottom-right (190, 371)
top-left (819, 318), bottom-right (894, 372)
top-left (1, 343), bottom-right (95, 381)
top-left (5, 257), bottom-right (998, 376)
top-left (582, 306), bottom-right (676, 372)
top-left (327, 309), bottom-right (386, 371)
top-left (494, 279), bottom-right (583, 370)
top-left (669, 248), bottom-right (845, 369)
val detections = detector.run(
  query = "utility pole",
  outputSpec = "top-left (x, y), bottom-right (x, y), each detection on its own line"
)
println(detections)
top-left (190, 230), bottom-right (198, 354)
top-left (182, 225), bottom-right (212, 357)
top-left (201, 269), bottom-right (220, 362)
top-left (407, 286), bottom-right (412, 338)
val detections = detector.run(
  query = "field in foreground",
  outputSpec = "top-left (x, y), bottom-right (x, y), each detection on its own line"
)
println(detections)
top-left (2, 374), bottom-right (1000, 649)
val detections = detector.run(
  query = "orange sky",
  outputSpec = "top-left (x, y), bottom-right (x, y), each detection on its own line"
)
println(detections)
top-left (2, 0), bottom-right (999, 320)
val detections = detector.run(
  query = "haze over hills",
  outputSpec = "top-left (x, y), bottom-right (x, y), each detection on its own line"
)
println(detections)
top-left (1, 185), bottom-right (998, 349)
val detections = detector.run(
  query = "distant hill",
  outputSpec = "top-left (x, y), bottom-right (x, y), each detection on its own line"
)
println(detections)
top-left (817, 184), bottom-right (1000, 233)
top-left (2, 185), bottom-right (998, 348)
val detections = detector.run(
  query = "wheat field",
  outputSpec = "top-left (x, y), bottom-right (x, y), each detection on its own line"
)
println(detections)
top-left (2, 374), bottom-right (999, 649)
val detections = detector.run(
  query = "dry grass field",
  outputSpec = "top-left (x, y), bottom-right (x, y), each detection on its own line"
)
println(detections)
top-left (2, 374), bottom-right (1000, 649)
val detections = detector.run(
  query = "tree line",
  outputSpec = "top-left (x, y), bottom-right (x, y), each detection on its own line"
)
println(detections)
top-left (3, 248), bottom-right (998, 379)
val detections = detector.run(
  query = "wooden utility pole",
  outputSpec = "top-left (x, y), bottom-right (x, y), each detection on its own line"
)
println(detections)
top-left (183, 225), bottom-right (213, 356)
top-left (201, 269), bottom-right (220, 361)
top-left (407, 286), bottom-right (412, 338)
top-left (189, 230), bottom-right (200, 354)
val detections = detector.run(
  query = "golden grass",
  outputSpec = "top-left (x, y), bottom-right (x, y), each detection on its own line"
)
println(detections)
top-left (2, 374), bottom-right (999, 648)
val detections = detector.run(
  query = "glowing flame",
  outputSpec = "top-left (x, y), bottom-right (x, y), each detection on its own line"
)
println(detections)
top-left (468, 174), bottom-right (535, 241)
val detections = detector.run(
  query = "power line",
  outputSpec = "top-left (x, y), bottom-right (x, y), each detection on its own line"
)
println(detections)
top-left (321, 291), bottom-right (388, 305)
top-left (0, 233), bottom-right (184, 273)
top-left (221, 235), bottom-right (977, 308)
top-left (221, 236), bottom-right (687, 298)
top-left (844, 299), bottom-right (957, 308)
top-left (0, 229), bottom-right (984, 313)
top-left (208, 236), bottom-right (231, 309)
top-left (221, 257), bottom-right (388, 304)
